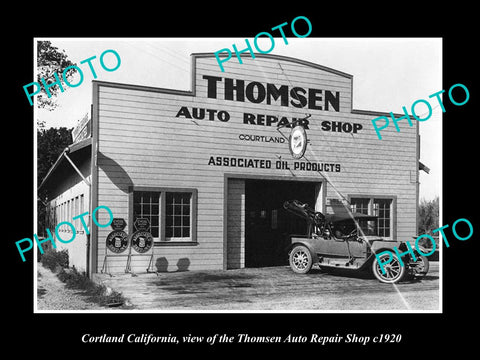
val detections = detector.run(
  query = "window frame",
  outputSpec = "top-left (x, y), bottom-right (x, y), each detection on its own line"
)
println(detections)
top-left (348, 195), bottom-right (396, 240)
top-left (128, 186), bottom-right (198, 246)
top-left (165, 191), bottom-right (193, 241)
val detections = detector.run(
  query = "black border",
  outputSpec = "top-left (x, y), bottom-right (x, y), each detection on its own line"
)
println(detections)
top-left (8, 7), bottom-right (477, 355)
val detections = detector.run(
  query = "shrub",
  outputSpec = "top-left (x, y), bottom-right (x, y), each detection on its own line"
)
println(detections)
top-left (57, 267), bottom-right (127, 307)
top-left (40, 249), bottom-right (128, 307)
top-left (40, 249), bottom-right (69, 271)
top-left (57, 267), bottom-right (92, 290)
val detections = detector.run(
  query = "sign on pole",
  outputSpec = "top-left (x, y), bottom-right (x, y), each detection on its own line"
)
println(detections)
top-left (131, 231), bottom-right (153, 253)
top-left (125, 218), bottom-right (157, 274)
top-left (289, 124), bottom-right (308, 159)
top-left (111, 218), bottom-right (127, 231)
top-left (101, 217), bottom-right (129, 275)
top-left (105, 230), bottom-right (129, 253)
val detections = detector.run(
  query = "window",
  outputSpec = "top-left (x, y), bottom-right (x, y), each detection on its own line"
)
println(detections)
top-left (72, 197), bottom-right (76, 225)
top-left (165, 192), bottom-right (191, 239)
top-left (351, 198), bottom-right (369, 215)
top-left (131, 188), bottom-right (197, 244)
top-left (80, 194), bottom-right (84, 213)
top-left (374, 199), bottom-right (391, 237)
top-left (67, 200), bottom-right (71, 231)
top-left (134, 191), bottom-right (160, 238)
top-left (60, 203), bottom-right (65, 231)
top-left (350, 196), bottom-right (395, 238)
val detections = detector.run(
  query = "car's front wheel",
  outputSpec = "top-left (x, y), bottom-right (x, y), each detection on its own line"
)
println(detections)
top-left (372, 252), bottom-right (406, 283)
top-left (289, 245), bottom-right (313, 274)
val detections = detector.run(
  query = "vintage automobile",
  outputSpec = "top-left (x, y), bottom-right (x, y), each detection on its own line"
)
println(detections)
top-left (283, 200), bottom-right (429, 283)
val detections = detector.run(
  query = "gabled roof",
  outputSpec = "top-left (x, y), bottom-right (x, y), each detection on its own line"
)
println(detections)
top-left (191, 52), bottom-right (354, 79)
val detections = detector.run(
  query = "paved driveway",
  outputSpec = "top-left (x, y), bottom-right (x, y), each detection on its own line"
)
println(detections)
top-left (94, 262), bottom-right (440, 311)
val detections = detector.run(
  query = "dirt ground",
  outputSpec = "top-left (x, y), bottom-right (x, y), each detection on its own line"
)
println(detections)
top-left (36, 261), bottom-right (439, 312)
top-left (36, 264), bottom-right (106, 311)
top-left (94, 262), bottom-right (440, 312)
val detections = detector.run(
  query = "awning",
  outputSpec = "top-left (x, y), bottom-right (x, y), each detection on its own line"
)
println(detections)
top-left (38, 137), bottom-right (92, 192)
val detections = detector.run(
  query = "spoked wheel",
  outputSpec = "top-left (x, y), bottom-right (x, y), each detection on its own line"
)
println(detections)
top-left (289, 245), bottom-right (313, 274)
top-left (410, 253), bottom-right (430, 277)
top-left (372, 252), bottom-right (406, 284)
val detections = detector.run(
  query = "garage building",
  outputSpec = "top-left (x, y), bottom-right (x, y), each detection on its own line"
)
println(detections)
top-left (39, 52), bottom-right (423, 277)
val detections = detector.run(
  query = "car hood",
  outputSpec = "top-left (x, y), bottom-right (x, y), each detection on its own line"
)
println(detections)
top-left (358, 236), bottom-right (387, 242)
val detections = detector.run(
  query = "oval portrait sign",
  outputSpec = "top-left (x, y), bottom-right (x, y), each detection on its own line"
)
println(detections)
top-left (106, 230), bottom-right (129, 253)
top-left (289, 125), bottom-right (307, 159)
top-left (131, 230), bottom-right (153, 253)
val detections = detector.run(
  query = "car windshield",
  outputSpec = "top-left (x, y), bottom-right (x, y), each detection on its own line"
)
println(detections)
top-left (331, 218), bottom-right (379, 237)
top-left (356, 218), bottom-right (379, 236)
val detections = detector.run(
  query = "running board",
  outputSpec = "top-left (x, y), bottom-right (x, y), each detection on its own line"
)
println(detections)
top-left (318, 257), bottom-right (360, 268)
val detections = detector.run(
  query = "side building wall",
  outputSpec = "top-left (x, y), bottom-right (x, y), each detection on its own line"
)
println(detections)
top-left (44, 156), bottom-right (91, 273)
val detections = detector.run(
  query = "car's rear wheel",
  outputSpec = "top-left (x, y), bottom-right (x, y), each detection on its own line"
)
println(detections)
top-left (410, 253), bottom-right (430, 277)
top-left (289, 245), bottom-right (313, 274)
top-left (372, 252), bottom-right (406, 283)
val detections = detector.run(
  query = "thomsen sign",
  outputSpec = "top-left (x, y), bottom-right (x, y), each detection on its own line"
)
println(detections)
top-left (202, 75), bottom-right (340, 111)
top-left (174, 75), bottom-right (365, 133)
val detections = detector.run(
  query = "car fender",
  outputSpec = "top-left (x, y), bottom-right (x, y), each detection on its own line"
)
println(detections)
top-left (415, 245), bottom-right (431, 256)
top-left (362, 247), bottom-right (394, 270)
top-left (364, 241), bottom-right (404, 268)
top-left (288, 239), bottom-right (319, 263)
top-left (368, 240), bottom-right (404, 253)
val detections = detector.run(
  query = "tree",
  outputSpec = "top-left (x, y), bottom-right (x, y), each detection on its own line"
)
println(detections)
top-left (418, 196), bottom-right (439, 235)
top-left (37, 127), bottom-right (73, 183)
top-left (37, 127), bottom-right (73, 236)
top-left (36, 41), bottom-right (78, 111)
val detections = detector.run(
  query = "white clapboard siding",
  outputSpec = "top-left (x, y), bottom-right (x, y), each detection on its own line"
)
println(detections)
top-left (93, 53), bottom-right (418, 273)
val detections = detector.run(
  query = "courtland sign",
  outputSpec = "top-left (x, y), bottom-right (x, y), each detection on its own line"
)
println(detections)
top-left (174, 75), bottom-right (364, 134)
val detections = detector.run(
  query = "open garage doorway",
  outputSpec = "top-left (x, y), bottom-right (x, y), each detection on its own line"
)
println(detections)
top-left (244, 179), bottom-right (320, 268)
